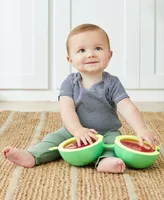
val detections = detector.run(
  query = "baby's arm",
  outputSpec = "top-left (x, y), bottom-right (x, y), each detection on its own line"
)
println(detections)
top-left (60, 96), bottom-right (97, 146)
top-left (117, 98), bottom-right (159, 148)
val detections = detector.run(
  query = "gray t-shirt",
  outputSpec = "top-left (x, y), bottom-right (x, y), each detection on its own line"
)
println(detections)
top-left (59, 71), bottom-right (129, 134)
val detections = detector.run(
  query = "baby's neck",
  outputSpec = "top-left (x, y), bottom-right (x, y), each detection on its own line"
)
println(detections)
top-left (80, 72), bottom-right (103, 89)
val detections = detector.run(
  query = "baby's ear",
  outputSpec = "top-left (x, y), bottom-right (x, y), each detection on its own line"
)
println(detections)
top-left (67, 56), bottom-right (72, 63)
top-left (109, 50), bottom-right (113, 58)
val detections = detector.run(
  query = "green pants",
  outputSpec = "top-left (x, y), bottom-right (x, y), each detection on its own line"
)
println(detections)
top-left (28, 127), bottom-right (121, 166)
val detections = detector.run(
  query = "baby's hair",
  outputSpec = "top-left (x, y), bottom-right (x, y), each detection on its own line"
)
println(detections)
top-left (66, 24), bottom-right (110, 55)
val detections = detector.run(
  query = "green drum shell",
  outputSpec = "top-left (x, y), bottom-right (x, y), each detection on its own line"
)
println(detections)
top-left (58, 135), bottom-right (104, 166)
top-left (114, 135), bottom-right (160, 169)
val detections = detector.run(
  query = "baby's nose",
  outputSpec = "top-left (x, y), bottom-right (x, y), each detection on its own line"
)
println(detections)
top-left (87, 51), bottom-right (95, 58)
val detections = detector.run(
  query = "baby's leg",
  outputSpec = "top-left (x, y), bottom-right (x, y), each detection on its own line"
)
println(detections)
top-left (2, 127), bottom-right (72, 167)
top-left (96, 131), bottom-right (126, 173)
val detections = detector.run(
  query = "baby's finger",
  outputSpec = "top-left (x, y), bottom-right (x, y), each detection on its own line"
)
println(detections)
top-left (88, 132), bottom-right (98, 141)
top-left (76, 137), bottom-right (81, 146)
top-left (138, 136), bottom-right (144, 147)
top-left (89, 129), bottom-right (98, 134)
top-left (143, 137), bottom-right (155, 149)
top-left (80, 136), bottom-right (88, 146)
top-left (85, 135), bottom-right (93, 145)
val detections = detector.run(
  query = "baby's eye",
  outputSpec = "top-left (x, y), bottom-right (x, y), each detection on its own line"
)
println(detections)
top-left (78, 49), bottom-right (85, 53)
top-left (95, 47), bottom-right (102, 51)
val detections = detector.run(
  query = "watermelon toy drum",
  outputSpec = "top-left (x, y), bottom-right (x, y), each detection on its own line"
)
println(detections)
top-left (49, 135), bottom-right (160, 168)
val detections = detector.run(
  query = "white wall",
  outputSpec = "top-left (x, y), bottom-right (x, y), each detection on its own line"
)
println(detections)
top-left (0, 0), bottom-right (164, 102)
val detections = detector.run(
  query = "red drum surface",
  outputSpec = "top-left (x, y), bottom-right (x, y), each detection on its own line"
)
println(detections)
top-left (120, 140), bottom-right (155, 152)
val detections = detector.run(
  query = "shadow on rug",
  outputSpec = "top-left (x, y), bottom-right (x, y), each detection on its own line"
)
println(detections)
top-left (0, 111), bottom-right (164, 200)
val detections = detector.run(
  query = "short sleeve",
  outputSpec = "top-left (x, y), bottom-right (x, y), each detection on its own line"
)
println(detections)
top-left (58, 74), bottom-right (74, 100)
top-left (109, 77), bottom-right (129, 104)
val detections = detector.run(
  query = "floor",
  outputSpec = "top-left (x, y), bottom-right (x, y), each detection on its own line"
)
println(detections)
top-left (0, 101), bottom-right (164, 112)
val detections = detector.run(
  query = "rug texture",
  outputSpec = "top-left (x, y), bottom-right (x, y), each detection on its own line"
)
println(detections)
top-left (0, 111), bottom-right (164, 200)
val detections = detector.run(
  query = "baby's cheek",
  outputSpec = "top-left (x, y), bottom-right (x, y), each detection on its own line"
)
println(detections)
top-left (103, 56), bottom-right (110, 65)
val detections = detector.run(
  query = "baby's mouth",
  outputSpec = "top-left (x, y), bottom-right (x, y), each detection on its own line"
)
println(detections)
top-left (84, 61), bottom-right (99, 64)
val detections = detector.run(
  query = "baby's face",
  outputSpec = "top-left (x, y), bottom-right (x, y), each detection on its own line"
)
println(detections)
top-left (67, 30), bottom-right (112, 75)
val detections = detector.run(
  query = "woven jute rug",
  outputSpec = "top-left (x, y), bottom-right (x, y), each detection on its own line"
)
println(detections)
top-left (0, 111), bottom-right (164, 200)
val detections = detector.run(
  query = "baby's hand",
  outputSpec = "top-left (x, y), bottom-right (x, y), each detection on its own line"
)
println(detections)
top-left (136, 128), bottom-right (160, 149)
top-left (73, 127), bottom-right (98, 146)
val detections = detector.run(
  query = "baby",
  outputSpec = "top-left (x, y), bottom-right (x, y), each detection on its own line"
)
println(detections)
top-left (2, 24), bottom-right (159, 173)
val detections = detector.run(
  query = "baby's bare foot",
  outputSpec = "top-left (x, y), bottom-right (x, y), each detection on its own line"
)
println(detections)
top-left (97, 157), bottom-right (126, 173)
top-left (2, 147), bottom-right (35, 168)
